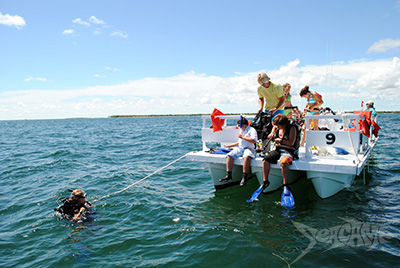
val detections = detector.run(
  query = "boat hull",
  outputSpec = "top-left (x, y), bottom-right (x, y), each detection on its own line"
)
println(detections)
top-left (205, 161), bottom-right (305, 191)
top-left (307, 171), bottom-right (356, 199)
top-left (204, 162), bottom-right (244, 189)
top-left (251, 165), bottom-right (305, 192)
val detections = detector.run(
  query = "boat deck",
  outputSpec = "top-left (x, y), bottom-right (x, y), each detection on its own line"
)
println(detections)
top-left (186, 144), bottom-right (370, 175)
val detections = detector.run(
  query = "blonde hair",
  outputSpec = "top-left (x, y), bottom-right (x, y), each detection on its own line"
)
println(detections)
top-left (257, 73), bottom-right (270, 85)
top-left (283, 83), bottom-right (291, 97)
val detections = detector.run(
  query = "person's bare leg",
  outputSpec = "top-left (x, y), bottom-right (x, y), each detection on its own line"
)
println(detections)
top-left (262, 160), bottom-right (271, 188)
top-left (314, 119), bottom-right (319, 130)
top-left (300, 124), bottom-right (306, 146)
top-left (227, 156), bottom-right (234, 172)
top-left (281, 163), bottom-right (289, 185)
top-left (220, 156), bottom-right (234, 182)
top-left (243, 156), bottom-right (251, 174)
top-left (240, 156), bottom-right (252, 187)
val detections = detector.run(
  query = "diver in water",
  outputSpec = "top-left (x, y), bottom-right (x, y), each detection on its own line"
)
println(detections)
top-left (55, 189), bottom-right (92, 221)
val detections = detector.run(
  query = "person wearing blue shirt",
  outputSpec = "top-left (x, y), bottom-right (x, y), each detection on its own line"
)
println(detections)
top-left (365, 101), bottom-right (377, 121)
top-left (365, 101), bottom-right (377, 115)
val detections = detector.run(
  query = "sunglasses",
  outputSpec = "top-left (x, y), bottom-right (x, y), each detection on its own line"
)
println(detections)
top-left (71, 195), bottom-right (86, 199)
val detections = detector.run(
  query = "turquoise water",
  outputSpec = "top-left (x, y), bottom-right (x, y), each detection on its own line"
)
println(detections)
top-left (0, 115), bottom-right (399, 267)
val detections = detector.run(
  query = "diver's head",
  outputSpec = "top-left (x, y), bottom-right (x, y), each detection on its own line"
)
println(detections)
top-left (70, 189), bottom-right (86, 205)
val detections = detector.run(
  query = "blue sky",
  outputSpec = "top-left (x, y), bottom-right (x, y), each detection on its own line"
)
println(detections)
top-left (1, 0), bottom-right (399, 120)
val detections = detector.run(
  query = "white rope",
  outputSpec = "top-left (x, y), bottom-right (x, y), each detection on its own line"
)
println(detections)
top-left (96, 152), bottom-right (191, 201)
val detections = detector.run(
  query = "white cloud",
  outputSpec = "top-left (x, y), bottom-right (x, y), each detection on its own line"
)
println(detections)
top-left (1, 58), bottom-right (399, 120)
top-left (396, 0), bottom-right (400, 9)
top-left (355, 57), bottom-right (400, 94)
top-left (24, 76), bottom-right (48, 82)
top-left (367, 38), bottom-right (400, 53)
top-left (62, 29), bottom-right (75, 35)
top-left (89, 16), bottom-right (105, 25)
top-left (105, 67), bottom-right (121, 72)
top-left (0, 12), bottom-right (26, 29)
top-left (72, 18), bottom-right (90, 26)
top-left (40, 103), bottom-right (57, 109)
top-left (69, 16), bottom-right (124, 38)
top-left (73, 16), bottom-right (105, 26)
top-left (111, 30), bottom-right (128, 38)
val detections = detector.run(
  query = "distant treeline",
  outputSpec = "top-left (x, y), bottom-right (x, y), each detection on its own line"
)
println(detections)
top-left (108, 113), bottom-right (247, 118)
top-left (109, 114), bottom-right (206, 118)
top-left (109, 111), bottom-right (399, 118)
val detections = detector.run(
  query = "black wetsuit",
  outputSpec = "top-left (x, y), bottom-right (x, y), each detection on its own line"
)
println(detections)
top-left (60, 199), bottom-right (90, 219)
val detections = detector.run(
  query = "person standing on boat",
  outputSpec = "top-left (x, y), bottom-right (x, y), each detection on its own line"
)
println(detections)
top-left (299, 85), bottom-right (323, 145)
top-left (282, 83), bottom-right (302, 119)
top-left (261, 114), bottom-right (298, 190)
top-left (257, 73), bottom-right (286, 118)
top-left (365, 101), bottom-right (377, 121)
top-left (219, 117), bottom-right (258, 187)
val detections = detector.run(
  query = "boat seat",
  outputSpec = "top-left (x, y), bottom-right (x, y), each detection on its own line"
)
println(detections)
top-left (201, 127), bottom-right (239, 151)
top-left (305, 129), bottom-right (360, 157)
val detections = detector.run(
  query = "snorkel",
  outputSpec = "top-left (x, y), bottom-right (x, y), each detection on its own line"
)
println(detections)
top-left (240, 114), bottom-right (243, 128)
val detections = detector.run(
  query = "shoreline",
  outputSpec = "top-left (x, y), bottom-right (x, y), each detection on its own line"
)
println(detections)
top-left (108, 113), bottom-right (253, 118)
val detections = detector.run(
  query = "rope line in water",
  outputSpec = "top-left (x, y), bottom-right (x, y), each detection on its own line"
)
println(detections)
top-left (97, 152), bottom-right (191, 201)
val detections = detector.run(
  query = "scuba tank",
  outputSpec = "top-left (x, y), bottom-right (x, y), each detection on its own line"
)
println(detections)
top-left (250, 111), bottom-right (274, 153)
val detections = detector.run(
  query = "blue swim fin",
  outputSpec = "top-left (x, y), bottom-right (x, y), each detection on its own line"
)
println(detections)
top-left (210, 150), bottom-right (227, 155)
top-left (281, 186), bottom-right (295, 207)
top-left (247, 181), bottom-right (270, 203)
top-left (210, 148), bottom-right (232, 154)
top-left (217, 148), bottom-right (231, 153)
top-left (247, 185), bottom-right (264, 202)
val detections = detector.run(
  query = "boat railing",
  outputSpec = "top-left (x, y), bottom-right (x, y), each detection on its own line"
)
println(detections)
top-left (201, 113), bottom-right (372, 159)
top-left (304, 113), bottom-right (366, 159)
top-left (201, 114), bottom-right (253, 151)
top-left (201, 115), bottom-right (253, 128)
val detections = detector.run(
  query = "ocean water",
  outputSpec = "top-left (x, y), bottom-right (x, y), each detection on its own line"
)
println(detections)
top-left (0, 114), bottom-right (399, 268)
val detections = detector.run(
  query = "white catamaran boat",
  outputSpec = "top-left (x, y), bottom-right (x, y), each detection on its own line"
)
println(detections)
top-left (186, 111), bottom-right (379, 199)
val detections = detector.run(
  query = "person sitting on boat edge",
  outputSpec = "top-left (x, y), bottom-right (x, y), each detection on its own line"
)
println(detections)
top-left (257, 73), bottom-right (286, 118)
top-left (299, 85), bottom-right (323, 146)
top-left (55, 189), bottom-right (92, 221)
top-left (219, 117), bottom-right (258, 187)
top-left (261, 114), bottom-right (298, 191)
